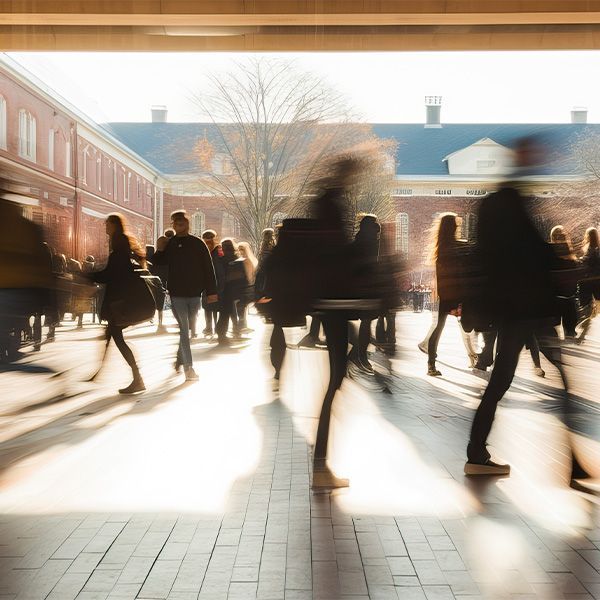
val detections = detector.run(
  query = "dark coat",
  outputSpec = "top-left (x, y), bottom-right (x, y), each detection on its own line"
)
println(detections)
top-left (93, 234), bottom-right (137, 322)
top-left (477, 185), bottom-right (558, 324)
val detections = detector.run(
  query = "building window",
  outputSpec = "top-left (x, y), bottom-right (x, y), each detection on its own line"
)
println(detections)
top-left (48, 130), bottom-right (55, 171)
top-left (394, 188), bottom-right (413, 196)
top-left (191, 211), bottom-right (206, 237)
top-left (81, 145), bottom-right (91, 185)
top-left (476, 160), bottom-right (495, 170)
top-left (18, 109), bottom-right (36, 161)
top-left (65, 141), bottom-right (72, 178)
top-left (0, 96), bottom-right (6, 150)
top-left (136, 178), bottom-right (142, 200)
top-left (395, 212), bottom-right (409, 255)
top-left (221, 212), bottom-right (239, 238)
top-left (96, 157), bottom-right (102, 191)
top-left (113, 164), bottom-right (117, 198)
top-left (464, 212), bottom-right (478, 241)
top-left (124, 172), bottom-right (131, 201)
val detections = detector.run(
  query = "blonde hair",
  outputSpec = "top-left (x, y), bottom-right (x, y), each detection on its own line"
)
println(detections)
top-left (238, 241), bottom-right (258, 269)
top-left (583, 227), bottom-right (599, 255)
top-left (427, 212), bottom-right (458, 265)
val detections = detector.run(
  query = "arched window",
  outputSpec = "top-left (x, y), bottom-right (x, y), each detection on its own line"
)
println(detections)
top-left (18, 109), bottom-right (36, 161)
top-left (81, 145), bottom-right (91, 185)
top-left (65, 141), bottom-right (72, 178)
top-left (395, 212), bottom-right (409, 255)
top-left (48, 130), bottom-right (55, 171)
top-left (191, 211), bottom-right (206, 237)
top-left (221, 212), bottom-right (239, 238)
top-left (96, 156), bottom-right (102, 191)
top-left (0, 96), bottom-right (6, 150)
top-left (464, 212), bottom-right (478, 242)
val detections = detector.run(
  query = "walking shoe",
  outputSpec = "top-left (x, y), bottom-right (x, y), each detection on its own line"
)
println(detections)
top-left (534, 367), bottom-right (545, 378)
top-left (427, 365), bottom-right (442, 377)
top-left (203, 328), bottom-right (213, 337)
top-left (418, 341), bottom-right (428, 354)
top-left (119, 376), bottom-right (146, 395)
top-left (464, 460), bottom-right (511, 476)
top-left (184, 366), bottom-right (199, 381)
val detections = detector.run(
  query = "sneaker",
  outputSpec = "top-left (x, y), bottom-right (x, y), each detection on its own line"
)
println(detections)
top-left (427, 366), bottom-right (442, 377)
top-left (184, 367), bottom-right (199, 381)
top-left (418, 341), bottom-right (428, 354)
top-left (534, 367), bottom-right (545, 378)
top-left (464, 460), bottom-right (511, 476)
top-left (119, 377), bottom-right (146, 395)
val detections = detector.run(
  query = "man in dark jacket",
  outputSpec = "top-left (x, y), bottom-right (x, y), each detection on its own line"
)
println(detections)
top-left (201, 229), bottom-right (225, 337)
top-left (465, 137), bottom-right (589, 483)
top-left (153, 211), bottom-right (217, 381)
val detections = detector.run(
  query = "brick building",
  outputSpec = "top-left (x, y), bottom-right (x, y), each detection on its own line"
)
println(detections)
top-left (2, 55), bottom-right (599, 279)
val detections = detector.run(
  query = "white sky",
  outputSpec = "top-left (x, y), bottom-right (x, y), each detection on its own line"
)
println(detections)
top-left (7, 51), bottom-right (600, 124)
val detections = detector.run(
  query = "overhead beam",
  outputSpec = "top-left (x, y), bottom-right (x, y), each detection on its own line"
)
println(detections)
top-left (3, 13), bottom-right (600, 26)
top-left (2, 26), bottom-right (600, 52)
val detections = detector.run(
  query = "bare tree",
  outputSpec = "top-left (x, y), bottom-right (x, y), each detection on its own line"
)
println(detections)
top-left (190, 58), bottom-right (382, 247)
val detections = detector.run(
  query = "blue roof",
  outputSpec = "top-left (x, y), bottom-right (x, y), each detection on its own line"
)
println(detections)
top-left (105, 122), bottom-right (600, 177)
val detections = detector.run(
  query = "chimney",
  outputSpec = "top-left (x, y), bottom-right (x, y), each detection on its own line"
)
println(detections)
top-left (571, 106), bottom-right (587, 124)
top-left (151, 105), bottom-right (168, 123)
top-left (425, 96), bottom-right (442, 128)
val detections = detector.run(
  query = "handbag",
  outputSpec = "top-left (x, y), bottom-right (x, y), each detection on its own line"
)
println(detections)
top-left (108, 270), bottom-right (156, 327)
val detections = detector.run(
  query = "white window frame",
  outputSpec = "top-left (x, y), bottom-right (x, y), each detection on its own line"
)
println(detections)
top-left (191, 211), bottom-right (206, 237)
top-left (395, 212), bottom-right (409, 255)
top-left (18, 109), bottom-right (36, 162)
top-left (96, 157), bottom-right (102, 191)
top-left (48, 130), bottom-right (55, 171)
top-left (65, 140), bottom-right (72, 178)
top-left (0, 96), bottom-right (6, 150)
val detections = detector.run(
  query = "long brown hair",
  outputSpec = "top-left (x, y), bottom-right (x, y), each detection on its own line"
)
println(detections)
top-left (428, 212), bottom-right (458, 265)
top-left (106, 213), bottom-right (146, 268)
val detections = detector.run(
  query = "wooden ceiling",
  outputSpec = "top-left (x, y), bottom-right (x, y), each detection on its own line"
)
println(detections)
top-left (2, 1), bottom-right (600, 51)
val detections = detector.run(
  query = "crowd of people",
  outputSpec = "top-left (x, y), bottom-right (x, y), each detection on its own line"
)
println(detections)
top-left (1, 135), bottom-right (599, 490)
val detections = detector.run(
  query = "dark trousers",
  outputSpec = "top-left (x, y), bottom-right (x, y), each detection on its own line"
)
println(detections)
top-left (216, 297), bottom-right (238, 339)
top-left (270, 324), bottom-right (286, 376)
top-left (427, 307), bottom-right (448, 364)
top-left (204, 309), bottom-right (218, 333)
top-left (467, 322), bottom-right (587, 477)
top-left (106, 324), bottom-right (138, 374)
top-left (314, 314), bottom-right (348, 466)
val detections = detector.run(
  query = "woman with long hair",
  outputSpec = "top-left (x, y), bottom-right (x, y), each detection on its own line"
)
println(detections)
top-left (577, 226), bottom-right (600, 343)
top-left (92, 213), bottom-right (146, 394)
top-left (425, 213), bottom-right (474, 376)
top-left (237, 242), bottom-right (258, 333)
top-left (216, 238), bottom-right (247, 345)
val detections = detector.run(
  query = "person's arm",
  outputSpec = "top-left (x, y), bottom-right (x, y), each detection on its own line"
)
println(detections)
top-left (151, 236), bottom-right (171, 265)
top-left (197, 239), bottom-right (218, 300)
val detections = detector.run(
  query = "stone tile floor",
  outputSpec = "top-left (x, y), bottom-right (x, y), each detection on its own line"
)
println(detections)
top-left (0, 311), bottom-right (598, 599)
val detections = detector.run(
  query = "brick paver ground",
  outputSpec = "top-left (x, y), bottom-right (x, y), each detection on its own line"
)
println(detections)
top-left (0, 310), bottom-right (598, 600)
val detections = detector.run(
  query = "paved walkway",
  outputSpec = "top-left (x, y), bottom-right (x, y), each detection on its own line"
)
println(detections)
top-left (0, 311), bottom-right (599, 600)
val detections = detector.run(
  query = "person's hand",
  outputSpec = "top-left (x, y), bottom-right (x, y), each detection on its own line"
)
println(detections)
top-left (206, 294), bottom-right (218, 304)
top-left (256, 297), bottom-right (272, 304)
top-left (156, 236), bottom-right (168, 251)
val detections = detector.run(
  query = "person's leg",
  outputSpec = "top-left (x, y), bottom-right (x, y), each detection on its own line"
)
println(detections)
top-left (358, 317), bottom-right (374, 368)
top-left (527, 334), bottom-right (544, 374)
top-left (203, 309), bottom-right (213, 335)
top-left (314, 314), bottom-right (348, 468)
top-left (427, 308), bottom-right (448, 374)
top-left (189, 301), bottom-right (198, 338)
top-left (33, 312), bottom-right (42, 351)
top-left (216, 298), bottom-right (232, 344)
top-left (460, 326), bottom-right (479, 368)
top-left (270, 324), bottom-right (286, 379)
top-left (476, 330), bottom-right (498, 369)
top-left (109, 324), bottom-right (145, 393)
top-left (171, 297), bottom-right (192, 367)
top-left (299, 315), bottom-right (322, 347)
top-left (536, 327), bottom-right (590, 481)
top-left (467, 324), bottom-right (526, 468)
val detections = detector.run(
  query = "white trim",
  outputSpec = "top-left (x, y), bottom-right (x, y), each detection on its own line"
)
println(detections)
top-left (0, 95), bottom-right (6, 150)
top-left (1, 192), bottom-right (39, 206)
top-left (442, 137), bottom-right (506, 162)
top-left (82, 206), bottom-right (109, 219)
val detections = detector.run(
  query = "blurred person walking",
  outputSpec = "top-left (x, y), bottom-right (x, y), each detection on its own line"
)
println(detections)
top-left (216, 239), bottom-right (249, 345)
top-left (0, 198), bottom-right (53, 364)
top-left (577, 227), bottom-right (600, 343)
top-left (424, 213), bottom-right (477, 376)
top-left (464, 136), bottom-right (592, 483)
top-left (92, 213), bottom-right (150, 394)
top-left (153, 211), bottom-right (217, 380)
top-left (237, 242), bottom-right (258, 333)
top-left (151, 229), bottom-right (174, 333)
top-left (201, 229), bottom-right (224, 338)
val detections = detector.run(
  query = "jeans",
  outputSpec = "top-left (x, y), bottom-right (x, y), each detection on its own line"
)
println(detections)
top-left (171, 296), bottom-right (200, 367)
